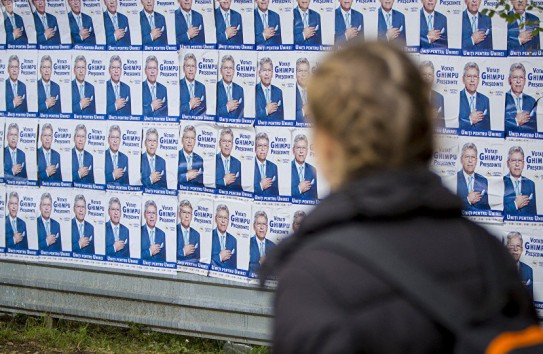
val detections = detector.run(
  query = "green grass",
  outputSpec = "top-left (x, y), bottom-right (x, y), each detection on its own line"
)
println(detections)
top-left (0, 314), bottom-right (269, 353)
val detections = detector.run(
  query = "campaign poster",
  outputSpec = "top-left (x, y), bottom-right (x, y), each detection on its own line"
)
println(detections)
top-left (455, 136), bottom-right (504, 222)
top-left (0, 7), bottom-right (6, 49)
top-left (141, 122), bottom-right (179, 193)
top-left (507, 3), bottom-right (543, 57)
top-left (3, 50), bottom-right (38, 117)
top-left (71, 189), bottom-right (106, 265)
top-left (292, 50), bottom-right (324, 127)
top-left (216, 50), bottom-right (257, 124)
top-left (4, 186), bottom-right (40, 259)
top-left (254, 0), bottom-right (294, 50)
top-left (460, 0), bottom-right (507, 56)
top-left (37, 118), bottom-right (73, 187)
top-left (141, 51), bottom-right (179, 121)
top-left (139, 0), bottom-right (177, 50)
top-left (255, 51), bottom-right (296, 125)
top-left (0, 185), bottom-right (6, 253)
top-left (71, 119), bottom-right (107, 189)
top-left (104, 52), bottom-right (143, 119)
top-left (332, 0), bottom-right (366, 47)
top-left (139, 194), bottom-right (177, 273)
top-left (418, 0), bottom-right (462, 55)
top-left (104, 190), bottom-right (142, 270)
top-left (178, 121), bottom-right (217, 192)
top-left (215, 0), bottom-right (255, 50)
top-left (176, 192), bottom-right (213, 275)
top-left (36, 51), bottom-right (72, 118)
top-left (104, 0), bottom-right (142, 50)
top-left (4, 118), bottom-right (38, 187)
top-left (254, 126), bottom-right (292, 201)
top-left (178, 48), bottom-right (217, 121)
top-left (431, 132), bottom-right (459, 193)
top-left (363, 0), bottom-right (411, 49)
top-left (67, 0), bottom-right (107, 50)
top-left (0, 117), bottom-right (5, 182)
top-left (0, 56), bottom-right (6, 113)
top-left (38, 187), bottom-right (73, 261)
top-left (502, 139), bottom-right (543, 222)
top-left (7, 0), bottom-right (38, 48)
top-left (73, 50), bottom-right (107, 118)
top-left (216, 123), bottom-right (255, 197)
top-left (105, 120), bottom-right (142, 191)
top-left (173, 0), bottom-right (216, 49)
top-left (28, 0), bottom-right (71, 49)
top-left (208, 196), bottom-right (251, 282)
top-left (292, 0), bottom-right (334, 50)
top-left (290, 128), bottom-right (320, 203)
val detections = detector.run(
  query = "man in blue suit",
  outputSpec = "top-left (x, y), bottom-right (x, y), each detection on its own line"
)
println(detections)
top-left (462, 0), bottom-right (492, 50)
top-left (457, 143), bottom-right (490, 212)
top-left (377, 0), bottom-right (406, 45)
top-left (71, 194), bottom-right (95, 255)
top-left (217, 55), bottom-right (244, 118)
top-left (6, 55), bottom-right (27, 113)
top-left (140, 0), bottom-right (168, 46)
top-left (180, 53), bottom-right (206, 116)
top-left (291, 134), bottom-right (318, 199)
top-left (5, 192), bottom-right (28, 250)
top-left (254, 132), bottom-right (279, 196)
top-left (37, 55), bottom-right (61, 114)
top-left (105, 125), bottom-right (129, 185)
top-left (141, 128), bottom-right (168, 189)
top-left (508, 0), bottom-right (540, 52)
top-left (72, 56), bottom-right (96, 115)
top-left (4, 123), bottom-right (27, 181)
top-left (295, 57), bottom-right (310, 123)
top-left (2, 0), bottom-right (28, 45)
top-left (103, 0), bottom-right (131, 46)
top-left (216, 127), bottom-right (242, 191)
top-left (106, 55), bottom-right (131, 116)
top-left (506, 232), bottom-right (533, 298)
top-left (294, 0), bottom-right (321, 45)
top-left (177, 200), bottom-right (200, 262)
top-left (38, 123), bottom-right (62, 183)
top-left (249, 211), bottom-right (276, 275)
top-left (178, 125), bottom-right (204, 187)
top-left (256, 57), bottom-right (283, 120)
top-left (211, 204), bottom-right (237, 269)
top-left (67, 0), bottom-right (96, 45)
top-left (141, 200), bottom-right (166, 262)
top-left (32, 0), bottom-right (61, 45)
top-left (72, 124), bottom-right (94, 184)
top-left (255, 0), bottom-right (282, 46)
top-left (105, 197), bottom-right (130, 257)
top-left (459, 62), bottom-right (490, 131)
top-left (175, 0), bottom-right (205, 46)
top-left (142, 55), bottom-right (168, 116)
top-left (504, 146), bottom-right (537, 215)
top-left (335, 0), bottom-right (363, 44)
top-left (505, 63), bottom-right (537, 134)
top-left (420, 60), bottom-right (445, 127)
top-left (420, 0), bottom-right (447, 49)
top-left (37, 193), bottom-right (62, 251)
top-left (215, 0), bottom-right (243, 45)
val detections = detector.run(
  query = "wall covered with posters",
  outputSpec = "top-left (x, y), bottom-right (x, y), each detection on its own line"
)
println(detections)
top-left (0, 0), bottom-right (542, 312)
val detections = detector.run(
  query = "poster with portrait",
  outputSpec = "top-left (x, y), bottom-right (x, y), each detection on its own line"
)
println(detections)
top-left (0, 185), bottom-right (6, 253)
top-left (292, 50), bottom-right (325, 127)
top-left (290, 127), bottom-right (320, 203)
top-left (71, 189), bottom-right (106, 265)
top-left (4, 186), bottom-right (40, 259)
top-left (36, 51), bottom-right (72, 118)
top-left (37, 118), bottom-right (73, 187)
top-left (215, 0), bottom-right (255, 50)
top-left (105, 120), bottom-right (142, 191)
top-left (28, 0), bottom-right (71, 49)
top-left (506, 1), bottom-right (543, 57)
top-left (460, 0), bottom-right (507, 56)
top-left (141, 122), bottom-right (179, 193)
top-left (3, 50), bottom-right (38, 117)
top-left (104, 52), bottom-right (143, 119)
top-left (4, 118), bottom-right (38, 187)
top-left (71, 50), bottom-right (108, 118)
top-left (418, 0), bottom-right (462, 55)
top-left (432, 132), bottom-right (459, 192)
top-left (174, 0), bottom-right (216, 49)
top-left (139, 0), bottom-right (177, 50)
top-left (141, 51), bottom-right (179, 121)
top-left (292, 0), bottom-right (334, 50)
top-left (104, 0), bottom-right (142, 50)
top-left (7, 0), bottom-right (38, 48)
top-left (67, 0), bottom-right (107, 50)
top-left (255, 0), bottom-right (294, 50)
top-left (363, 0), bottom-right (415, 50)
top-left (38, 187), bottom-right (73, 262)
top-left (70, 119), bottom-right (107, 189)
top-left (0, 116), bottom-right (5, 182)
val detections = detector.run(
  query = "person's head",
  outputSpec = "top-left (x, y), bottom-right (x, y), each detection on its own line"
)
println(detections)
top-left (182, 125), bottom-right (196, 154)
top-left (511, 0), bottom-right (526, 14)
top-left (40, 192), bottom-right (52, 219)
top-left (292, 210), bottom-right (306, 232)
top-left (40, 55), bottom-right (52, 82)
top-left (465, 0), bottom-right (481, 15)
top-left (109, 55), bottom-right (123, 84)
top-left (3, 0), bottom-right (14, 14)
top-left (219, 127), bottom-right (234, 157)
top-left (253, 211), bottom-right (268, 241)
top-left (108, 125), bottom-right (122, 153)
top-left (506, 231), bottom-right (523, 263)
top-left (8, 55), bottom-right (19, 81)
top-left (8, 191), bottom-right (19, 218)
top-left (259, 57), bottom-right (273, 87)
top-left (307, 42), bottom-right (433, 190)
top-left (256, 0), bottom-right (269, 12)
top-left (108, 197), bottom-right (122, 224)
top-left (144, 200), bottom-right (157, 228)
top-left (507, 146), bottom-right (525, 178)
top-left (141, 0), bottom-right (154, 13)
top-left (292, 134), bottom-right (308, 164)
top-left (68, 0), bottom-right (81, 14)
top-left (40, 123), bottom-right (54, 150)
top-left (219, 0), bottom-right (231, 11)
top-left (104, 0), bottom-right (117, 13)
top-left (296, 58), bottom-right (310, 88)
top-left (178, 0), bottom-right (192, 11)
top-left (145, 128), bottom-right (159, 156)
top-left (74, 124), bottom-right (87, 152)
top-left (183, 53), bottom-right (197, 82)
top-left (460, 143), bottom-right (478, 175)
top-left (419, 60), bottom-right (435, 86)
top-left (509, 63), bottom-right (526, 96)
top-left (32, 0), bottom-right (46, 14)
top-left (379, 0), bottom-right (394, 12)
top-left (297, 0), bottom-right (310, 11)
top-left (74, 55), bottom-right (87, 83)
top-left (7, 123), bottom-right (19, 149)
top-left (255, 132), bottom-right (269, 163)
top-left (338, 0), bottom-right (352, 11)
top-left (178, 200), bottom-right (193, 229)
top-left (220, 55), bottom-right (235, 85)
top-left (73, 194), bottom-right (87, 222)
top-left (421, 0), bottom-right (436, 13)
top-left (215, 204), bottom-right (229, 234)
top-left (463, 62), bottom-right (480, 96)
top-left (145, 55), bottom-right (159, 85)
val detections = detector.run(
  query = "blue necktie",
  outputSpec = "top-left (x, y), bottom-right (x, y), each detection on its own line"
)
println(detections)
top-left (186, 13), bottom-right (191, 27)
top-left (190, 83), bottom-right (195, 98)
top-left (45, 220), bottom-right (50, 235)
top-left (151, 85), bottom-right (156, 100)
top-left (115, 84), bottom-right (120, 99)
top-left (303, 13), bottom-right (308, 28)
top-left (468, 176), bottom-right (474, 193)
top-left (260, 163), bottom-right (266, 178)
top-left (42, 15), bottom-right (48, 29)
top-left (386, 14), bottom-right (392, 29)
top-left (187, 155), bottom-right (192, 170)
top-left (150, 156), bottom-right (155, 173)
top-left (77, 15), bottom-right (82, 29)
top-left (46, 151), bottom-right (51, 166)
top-left (12, 151), bottom-right (16, 165)
top-left (265, 88), bottom-right (271, 104)
top-left (471, 16), bottom-right (477, 33)
top-left (45, 83), bottom-right (50, 98)
top-left (112, 15), bottom-right (118, 30)
top-left (516, 97), bottom-right (522, 113)
top-left (114, 226), bottom-right (119, 241)
top-left (12, 82), bottom-right (17, 96)
top-left (183, 230), bottom-right (189, 245)
top-left (225, 12), bottom-right (230, 27)
top-left (79, 223), bottom-right (84, 237)
top-left (113, 154), bottom-right (118, 169)
top-left (150, 229), bottom-right (155, 245)
top-left (80, 84), bottom-right (85, 98)
top-left (259, 242), bottom-right (265, 257)
top-left (149, 14), bottom-right (155, 29)
top-left (79, 152), bottom-right (83, 167)
top-left (12, 220), bottom-right (17, 233)
top-left (469, 96), bottom-right (475, 112)
top-left (220, 235), bottom-right (226, 250)
top-left (263, 13), bottom-right (268, 28)
top-left (515, 180), bottom-right (521, 196)
top-left (225, 159), bottom-right (230, 173)
top-left (227, 85), bottom-right (232, 101)
top-left (428, 14), bottom-right (433, 30)
top-left (345, 13), bottom-right (350, 28)
top-left (299, 166), bottom-right (304, 182)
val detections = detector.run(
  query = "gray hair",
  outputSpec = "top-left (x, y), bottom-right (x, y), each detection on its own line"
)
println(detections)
top-left (108, 124), bottom-right (121, 137)
top-left (461, 142), bottom-right (478, 158)
top-left (74, 194), bottom-right (86, 205)
top-left (255, 132), bottom-right (269, 145)
top-left (506, 231), bottom-right (523, 246)
top-left (144, 200), bottom-right (157, 212)
top-left (220, 55), bottom-right (235, 69)
top-left (40, 192), bottom-right (52, 205)
top-left (74, 124), bottom-right (87, 136)
top-left (253, 210), bottom-right (268, 223)
top-left (108, 197), bottom-right (121, 209)
top-left (259, 57), bottom-right (273, 71)
top-left (74, 55), bottom-right (87, 67)
top-left (219, 127), bottom-right (234, 142)
top-left (293, 134), bottom-right (308, 146)
top-left (8, 191), bottom-right (19, 201)
top-left (215, 203), bottom-right (229, 215)
top-left (183, 53), bottom-right (197, 65)
top-left (420, 60), bottom-right (435, 73)
top-left (145, 55), bottom-right (158, 69)
top-left (109, 55), bottom-right (122, 68)
top-left (509, 63), bottom-right (526, 79)
top-left (178, 199), bottom-right (193, 210)
top-left (182, 125), bottom-right (196, 138)
top-left (41, 123), bottom-right (53, 136)
top-left (8, 55), bottom-right (19, 66)
top-left (40, 55), bottom-right (52, 68)
top-left (463, 62), bottom-right (479, 77)
top-left (145, 128), bottom-right (158, 141)
top-left (508, 146), bottom-right (525, 160)
top-left (7, 122), bottom-right (19, 134)
top-left (296, 57), bottom-right (310, 71)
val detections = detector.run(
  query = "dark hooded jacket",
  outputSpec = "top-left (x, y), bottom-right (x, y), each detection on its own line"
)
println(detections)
top-left (261, 168), bottom-right (536, 354)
